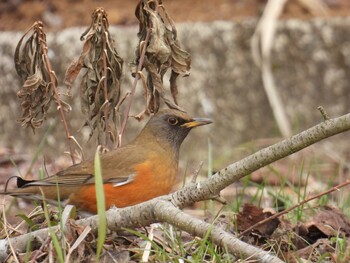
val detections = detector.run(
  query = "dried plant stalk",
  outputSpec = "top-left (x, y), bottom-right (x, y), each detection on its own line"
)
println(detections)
top-left (14, 21), bottom-right (76, 163)
top-left (251, 0), bottom-right (291, 138)
top-left (65, 7), bottom-right (123, 149)
top-left (15, 22), bottom-right (56, 129)
top-left (131, 0), bottom-right (191, 117)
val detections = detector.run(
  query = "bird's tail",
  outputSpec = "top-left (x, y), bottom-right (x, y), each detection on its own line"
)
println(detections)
top-left (0, 176), bottom-right (66, 205)
top-left (1, 176), bottom-right (41, 200)
top-left (1, 176), bottom-right (34, 193)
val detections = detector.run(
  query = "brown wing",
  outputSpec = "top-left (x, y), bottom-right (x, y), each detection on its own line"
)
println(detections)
top-left (19, 142), bottom-right (150, 188)
top-left (3, 141), bottom-right (161, 202)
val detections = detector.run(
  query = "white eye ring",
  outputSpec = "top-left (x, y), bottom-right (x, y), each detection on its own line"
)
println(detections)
top-left (168, 117), bottom-right (178, 125)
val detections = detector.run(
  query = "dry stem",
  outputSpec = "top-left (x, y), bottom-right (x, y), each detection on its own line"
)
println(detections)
top-left (35, 22), bottom-right (76, 164)
top-left (118, 29), bottom-right (151, 145)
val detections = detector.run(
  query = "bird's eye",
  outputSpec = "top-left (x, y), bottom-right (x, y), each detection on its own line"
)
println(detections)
top-left (167, 117), bottom-right (178, 125)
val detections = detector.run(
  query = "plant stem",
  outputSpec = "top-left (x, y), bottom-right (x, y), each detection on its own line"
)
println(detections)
top-left (36, 22), bottom-right (76, 164)
top-left (118, 29), bottom-right (151, 146)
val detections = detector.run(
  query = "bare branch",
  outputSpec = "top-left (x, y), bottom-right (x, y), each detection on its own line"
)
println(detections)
top-left (154, 201), bottom-right (283, 263)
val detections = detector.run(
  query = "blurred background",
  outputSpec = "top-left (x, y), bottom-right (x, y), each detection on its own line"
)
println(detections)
top-left (0, 0), bottom-right (350, 30)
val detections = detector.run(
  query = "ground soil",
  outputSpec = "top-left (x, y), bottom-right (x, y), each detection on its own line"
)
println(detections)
top-left (0, 0), bottom-right (350, 31)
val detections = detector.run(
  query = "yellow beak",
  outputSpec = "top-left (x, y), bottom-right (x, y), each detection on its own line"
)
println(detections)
top-left (181, 118), bottom-right (212, 128)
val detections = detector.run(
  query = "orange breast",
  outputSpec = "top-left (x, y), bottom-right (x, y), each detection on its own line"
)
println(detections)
top-left (68, 157), bottom-right (177, 213)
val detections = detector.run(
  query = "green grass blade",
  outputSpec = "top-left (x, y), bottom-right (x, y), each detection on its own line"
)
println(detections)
top-left (94, 149), bottom-right (106, 261)
top-left (39, 169), bottom-right (64, 262)
top-left (41, 193), bottom-right (65, 263)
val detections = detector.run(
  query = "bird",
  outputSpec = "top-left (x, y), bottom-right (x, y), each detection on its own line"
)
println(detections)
top-left (1, 109), bottom-right (212, 213)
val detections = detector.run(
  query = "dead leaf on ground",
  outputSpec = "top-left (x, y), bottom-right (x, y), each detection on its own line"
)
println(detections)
top-left (236, 203), bottom-right (280, 237)
top-left (302, 205), bottom-right (350, 242)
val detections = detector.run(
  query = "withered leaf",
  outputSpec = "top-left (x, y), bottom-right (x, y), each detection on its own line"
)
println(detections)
top-left (65, 8), bottom-right (124, 149)
top-left (305, 205), bottom-right (350, 239)
top-left (132, 0), bottom-right (191, 117)
top-left (16, 62), bottom-right (53, 130)
top-left (14, 21), bottom-right (70, 132)
top-left (237, 203), bottom-right (280, 237)
top-left (17, 66), bottom-right (45, 97)
top-left (143, 3), bottom-right (171, 63)
top-left (170, 41), bottom-right (191, 75)
top-left (64, 59), bottom-right (84, 88)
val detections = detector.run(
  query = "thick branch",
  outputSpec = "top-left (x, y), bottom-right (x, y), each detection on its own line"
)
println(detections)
top-left (171, 112), bottom-right (350, 208)
top-left (154, 201), bottom-right (284, 263)
top-left (1, 113), bottom-right (349, 261)
top-left (0, 200), bottom-right (283, 262)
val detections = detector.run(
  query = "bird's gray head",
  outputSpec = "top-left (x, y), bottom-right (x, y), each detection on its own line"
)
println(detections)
top-left (139, 109), bottom-right (212, 151)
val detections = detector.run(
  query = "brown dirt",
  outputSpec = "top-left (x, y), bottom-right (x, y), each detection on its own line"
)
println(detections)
top-left (0, 0), bottom-right (350, 31)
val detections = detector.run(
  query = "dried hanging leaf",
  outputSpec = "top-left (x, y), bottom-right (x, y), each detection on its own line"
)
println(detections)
top-left (131, 0), bottom-right (191, 117)
top-left (14, 21), bottom-right (80, 163)
top-left (64, 8), bottom-right (124, 149)
top-left (14, 22), bottom-right (56, 131)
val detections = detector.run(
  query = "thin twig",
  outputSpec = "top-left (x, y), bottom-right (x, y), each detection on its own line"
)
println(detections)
top-left (102, 27), bottom-right (110, 148)
top-left (317, 106), bottom-right (330, 121)
top-left (68, 136), bottom-right (84, 161)
top-left (118, 29), bottom-right (151, 145)
top-left (1, 206), bottom-right (20, 263)
top-left (35, 22), bottom-right (76, 164)
top-left (238, 179), bottom-right (350, 237)
top-left (29, 237), bottom-right (51, 262)
top-left (211, 195), bottom-right (227, 205)
top-left (191, 161), bottom-right (204, 183)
